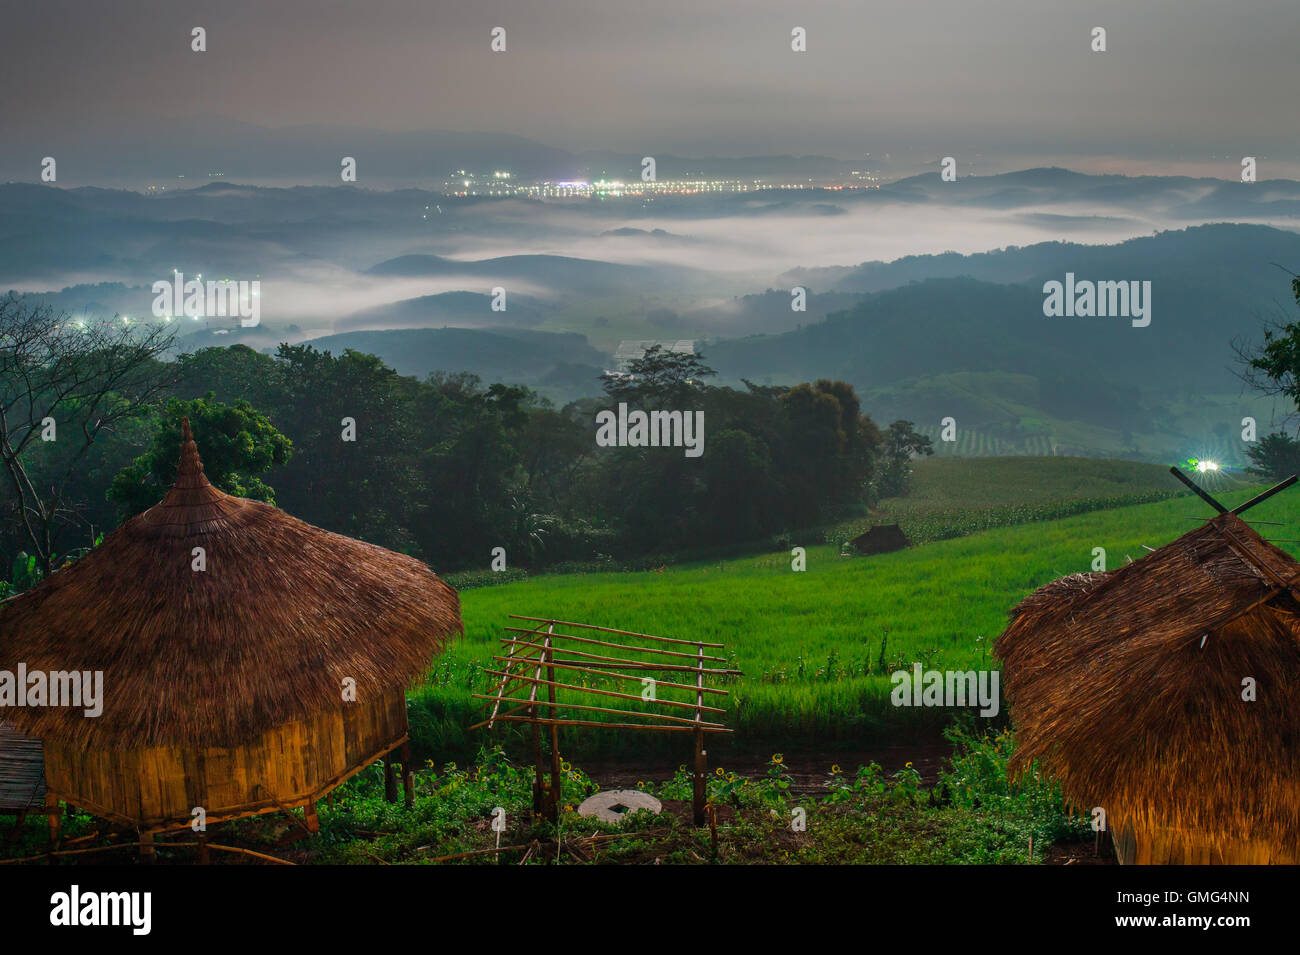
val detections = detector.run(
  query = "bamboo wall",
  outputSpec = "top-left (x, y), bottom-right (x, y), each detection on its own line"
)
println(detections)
top-left (1115, 818), bottom-right (1297, 865)
top-left (42, 689), bottom-right (408, 829)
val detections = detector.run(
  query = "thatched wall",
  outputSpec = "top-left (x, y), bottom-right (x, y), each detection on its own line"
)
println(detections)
top-left (43, 688), bottom-right (408, 829)
top-left (1113, 818), bottom-right (1297, 865)
top-left (0, 722), bottom-right (45, 812)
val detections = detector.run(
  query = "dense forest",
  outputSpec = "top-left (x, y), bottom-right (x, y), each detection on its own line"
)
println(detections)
top-left (0, 297), bottom-right (932, 584)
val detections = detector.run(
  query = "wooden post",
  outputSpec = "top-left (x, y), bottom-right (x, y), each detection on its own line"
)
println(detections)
top-left (546, 627), bottom-right (562, 822)
top-left (3, 809), bottom-right (27, 852)
top-left (530, 721), bottom-right (546, 816)
top-left (139, 829), bottom-right (155, 864)
top-left (45, 793), bottom-right (61, 860)
top-left (693, 731), bottom-right (706, 826)
top-left (524, 632), bottom-right (548, 818)
top-left (693, 645), bottom-right (707, 827)
top-left (197, 831), bottom-right (210, 865)
top-left (304, 801), bottom-right (320, 834)
top-left (401, 742), bottom-right (414, 808)
top-left (384, 755), bottom-right (398, 803)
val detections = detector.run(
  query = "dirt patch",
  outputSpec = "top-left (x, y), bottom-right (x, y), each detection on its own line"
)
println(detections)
top-left (1042, 833), bottom-right (1116, 865)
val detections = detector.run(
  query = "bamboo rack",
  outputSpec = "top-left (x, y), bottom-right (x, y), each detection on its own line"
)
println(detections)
top-left (468, 616), bottom-right (740, 826)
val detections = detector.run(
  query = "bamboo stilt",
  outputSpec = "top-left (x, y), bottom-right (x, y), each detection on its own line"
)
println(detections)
top-left (384, 757), bottom-right (398, 804)
top-left (401, 742), bottom-right (414, 808)
top-left (546, 628), bottom-right (562, 822)
top-left (45, 793), bottom-right (61, 859)
top-left (693, 645), bottom-right (707, 827)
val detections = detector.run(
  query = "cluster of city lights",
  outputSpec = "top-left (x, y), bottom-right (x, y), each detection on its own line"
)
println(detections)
top-left (439, 170), bottom-right (881, 199)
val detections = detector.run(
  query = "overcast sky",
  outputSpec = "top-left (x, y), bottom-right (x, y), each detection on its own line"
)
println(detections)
top-left (3, 0), bottom-right (1297, 172)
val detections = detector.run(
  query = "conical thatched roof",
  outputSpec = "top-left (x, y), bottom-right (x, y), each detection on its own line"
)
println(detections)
top-left (996, 511), bottom-right (1300, 854)
top-left (0, 419), bottom-right (461, 749)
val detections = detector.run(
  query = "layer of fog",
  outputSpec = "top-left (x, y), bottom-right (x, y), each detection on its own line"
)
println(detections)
top-left (13, 183), bottom-right (1300, 342)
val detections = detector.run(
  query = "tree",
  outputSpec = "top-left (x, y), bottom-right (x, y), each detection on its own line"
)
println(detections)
top-left (779, 379), bottom-right (882, 522)
top-left (0, 296), bottom-right (176, 574)
top-left (269, 344), bottom-right (420, 549)
top-left (108, 396), bottom-right (292, 519)
top-left (1246, 432), bottom-right (1300, 481)
top-left (700, 428), bottom-right (776, 542)
top-left (1242, 275), bottom-right (1300, 414)
top-left (875, 420), bottom-right (934, 498)
top-left (600, 345), bottom-right (715, 408)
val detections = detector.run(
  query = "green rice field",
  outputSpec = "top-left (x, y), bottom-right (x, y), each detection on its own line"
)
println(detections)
top-left (410, 460), bottom-right (1292, 760)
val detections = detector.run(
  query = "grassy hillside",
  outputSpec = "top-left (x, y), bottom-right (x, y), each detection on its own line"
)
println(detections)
top-left (412, 474), bottom-right (1295, 760)
top-left (864, 372), bottom-right (1285, 464)
top-left (706, 225), bottom-right (1300, 461)
top-left (830, 455), bottom-right (1194, 545)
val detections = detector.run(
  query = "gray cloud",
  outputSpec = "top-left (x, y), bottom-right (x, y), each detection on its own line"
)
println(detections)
top-left (3, 0), bottom-right (1297, 174)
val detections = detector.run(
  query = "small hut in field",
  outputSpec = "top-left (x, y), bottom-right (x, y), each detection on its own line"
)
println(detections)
top-left (0, 419), bottom-right (460, 850)
top-left (996, 510), bottom-right (1300, 865)
top-left (849, 523), bottom-right (910, 555)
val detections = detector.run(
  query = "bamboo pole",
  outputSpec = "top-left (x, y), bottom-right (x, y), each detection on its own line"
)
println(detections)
top-left (1231, 474), bottom-right (1298, 515)
top-left (488, 620), bottom-right (545, 729)
top-left (44, 792), bottom-right (60, 856)
top-left (487, 655), bottom-right (733, 694)
top-left (497, 639), bottom-right (739, 674)
top-left (0, 840), bottom-right (294, 865)
top-left (508, 615), bottom-right (724, 648)
top-left (504, 627), bottom-right (728, 662)
top-left (693, 644), bottom-right (707, 827)
top-left (546, 626), bottom-right (562, 823)
top-left (470, 694), bottom-right (727, 728)
top-left (401, 742), bottom-right (414, 809)
top-left (527, 633), bottom-right (548, 817)
top-left (477, 669), bottom-right (728, 713)
top-left (384, 758), bottom-right (398, 804)
top-left (478, 715), bottom-right (732, 733)
top-left (1169, 466), bottom-right (1227, 513)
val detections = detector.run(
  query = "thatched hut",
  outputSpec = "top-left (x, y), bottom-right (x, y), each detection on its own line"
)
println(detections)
top-left (849, 523), bottom-right (910, 555)
top-left (996, 511), bottom-right (1300, 864)
top-left (0, 419), bottom-right (460, 847)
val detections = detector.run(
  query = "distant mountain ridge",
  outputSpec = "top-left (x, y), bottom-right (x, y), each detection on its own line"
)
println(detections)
top-left (298, 326), bottom-right (607, 401)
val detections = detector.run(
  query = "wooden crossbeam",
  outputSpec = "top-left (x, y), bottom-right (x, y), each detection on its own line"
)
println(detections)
top-left (1231, 474), bottom-right (1298, 515)
top-left (470, 694), bottom-right (727, 729)
top-left (503, 626), bottom-right (728, 662)
top-left (472, 714), bottom-right (732, 734)
top-left (1169, 466), bottom-right (1227, 512)
top-left (487, 655), bottom-right (732, 695)
top-left (478, 668), bottom-right (728, 714)
top-left (508, 614), bottom-right (724, 648)
top-left (496, 638), bottom-right (740, 675)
